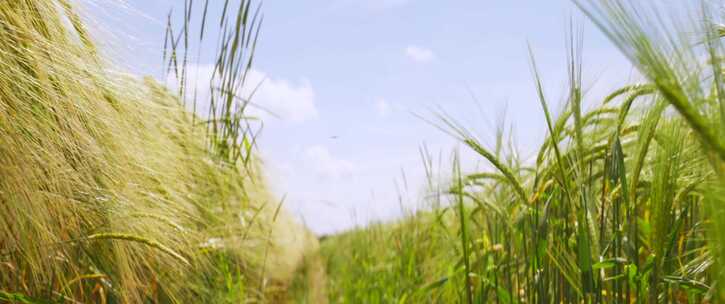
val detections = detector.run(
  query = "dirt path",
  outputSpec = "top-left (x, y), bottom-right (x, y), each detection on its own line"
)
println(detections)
top-left (301, 249), bottom-right (328, 303)
top-left (264, 211), bottom-right (328, 303)
top-left (277, 234), bottom-right (328, 303)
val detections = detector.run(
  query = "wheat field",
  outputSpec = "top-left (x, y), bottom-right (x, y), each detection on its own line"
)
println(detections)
top-left (1, 0), bottom-right (725, 303)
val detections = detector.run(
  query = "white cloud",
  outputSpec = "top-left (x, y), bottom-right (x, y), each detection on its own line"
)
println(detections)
top-left (166, 64), bottom-right (318, 123)
top-left (374, 98), bottom-right (391, 118)
top-left (245, 70), bottom-right (318, 123)
top-left (405, 45), bottom-right (435, 63)
top-left (304, 145), bottom-right (356, 181)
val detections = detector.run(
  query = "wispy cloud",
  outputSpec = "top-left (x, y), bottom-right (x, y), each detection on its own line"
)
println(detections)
top-left (304, 145), bottom-right (356, 181)
top-left (166, 64), bottom-right (318, 123)
top-left (245, 70), bottom-right (318, 123)
top-left (405, 45), bottom-right (435, 63)
top-left (374, 98), bottom-right (391, 118)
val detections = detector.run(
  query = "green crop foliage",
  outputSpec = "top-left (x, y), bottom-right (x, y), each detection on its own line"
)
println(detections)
top-left (3, 0), bottom-right (724, 303)
top-left (314, 2), bottom-right (725, 303)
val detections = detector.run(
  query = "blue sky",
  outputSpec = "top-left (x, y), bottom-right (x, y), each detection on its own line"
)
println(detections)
top-left (86, 0), bottom-right (635, 234)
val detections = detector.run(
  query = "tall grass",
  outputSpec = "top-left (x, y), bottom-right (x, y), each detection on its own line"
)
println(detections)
top-left (0, 0), bottom-right (317, 303)
top-left (316, 1), bottom-right (724, 303)
top-left (164, 0), bottom-right (263, 167)
top-left (3, 0), bottom-right (723, 302)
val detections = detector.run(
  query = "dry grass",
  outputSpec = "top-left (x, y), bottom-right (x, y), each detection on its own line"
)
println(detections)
top-left (0, 0), bottom-right (315, 302)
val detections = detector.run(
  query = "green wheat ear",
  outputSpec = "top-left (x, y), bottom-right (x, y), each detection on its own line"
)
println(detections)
top-left (86, 233), bottom-right (191, 266)
top-left (314, 2), bottom-right (722, 302)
